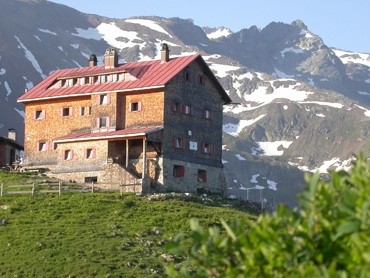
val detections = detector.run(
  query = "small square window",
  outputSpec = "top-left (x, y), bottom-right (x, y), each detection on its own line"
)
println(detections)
top-left (72, 78), bottom-right (78, 86)
top-left (84, 77), bottom-right (90, 84)
top-left (38, 142), bottom-right (47, 152)
top-left (183, 105), bottom-right (192, 115)
top-left (173, 137), bottom-right (183, 149)
top-left (173, 165), bottom-right (185, 177)
top-left (202, 143), bottom-right (212, 154)
top-left (61, 79), bottom-right (67, 87)
top-left (85, 148), bottom-right (95, 159)
top-left (80, 106), bottom-right (92, 116)
top-left (203, 109), bottom-right (211, 119)
top-left (99, 94), bottom-right (110, 105)
top-left (184, 71), bottom-right (190, 81)
top-left (93, 76), bottom-right (99, 83)
top-left (62, 107), bottom-right (71, 117)
top-left (198, 169), bottom-right (207, 182)
top-left (98, 117), bottom-right (109, 128)
top-left (35, 110), bottom-right (45, 120)
top-left (130, 102), bottom-right (142, 111)
top-left (64, 150), bottom-right (73, 160)
top-left (171, 101), bottom-right (182, 113)
top-left (198, 75), bottom-right (205, 85)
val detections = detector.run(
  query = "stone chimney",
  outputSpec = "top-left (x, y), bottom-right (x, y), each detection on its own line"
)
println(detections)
top-left (104, 48), bottom-right (118, 69)
top-left (8, 129), bottom-right (16, 141)
top-left (89, 54), bottom-right (97, 67)
top-left (161, 43), bottom-right (170, 63)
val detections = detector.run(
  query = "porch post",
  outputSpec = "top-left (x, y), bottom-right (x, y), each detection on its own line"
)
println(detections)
top-left (142, 138), bottom-right (147, 181)
top-left (125, 139), bottom-right (129, 168)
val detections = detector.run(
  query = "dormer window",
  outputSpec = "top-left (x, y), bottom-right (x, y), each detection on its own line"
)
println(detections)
top-left (84, 76), bottom-right (90, 85)
top-left (72, 78), bottom-right (78, 86)
top-left (61, 79), bottom-right (67, 87)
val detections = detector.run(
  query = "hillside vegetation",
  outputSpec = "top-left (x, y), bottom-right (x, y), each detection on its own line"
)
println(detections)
top-left (167, 155), bottom-right (370, 277)
top-left (0, 171), bottom-right (256, 277)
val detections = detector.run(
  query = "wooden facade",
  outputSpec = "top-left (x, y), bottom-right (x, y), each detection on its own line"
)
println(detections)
top-left (18, 45), bottom-right (231, 193)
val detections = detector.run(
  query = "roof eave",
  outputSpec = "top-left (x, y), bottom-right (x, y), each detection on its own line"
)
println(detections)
top-left (17, 85), bottom-right (166, 103)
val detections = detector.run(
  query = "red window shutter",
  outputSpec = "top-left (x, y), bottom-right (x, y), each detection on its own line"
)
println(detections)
top-left (92, 148), bottom-right (96, 158)
top-left (106, 117), bottom-right (110, 127)
top-left (70, 150), bottom-right (74, 159)
top-left (96, 118), bottom-right (100, 128)
top-left (138, 101), bottom-right (142, 111)
top-left (129, 103), bottom-right (132, 112)
top-left (84, 148), bottom-right (87, 158)
top-left (179, 166), bottom-right (185, 177)
top-left (107, 94), bottom-right (111, 104)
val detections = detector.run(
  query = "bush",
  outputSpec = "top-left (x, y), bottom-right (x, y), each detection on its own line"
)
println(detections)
top-left (166, 155), bottom-right (370, 277)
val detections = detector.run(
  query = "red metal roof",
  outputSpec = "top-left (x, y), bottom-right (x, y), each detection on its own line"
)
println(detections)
top-left (53, 126), bottom-right (163, 143)
top-left (17, 55), bottom-right (200, 102)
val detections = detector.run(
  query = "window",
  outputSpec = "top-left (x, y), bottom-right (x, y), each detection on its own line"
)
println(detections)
top-left (198, 75), bottom-right (205, 85)
top-left (198, 169), bottom-right (207, 182)
top-left (38, 142), bottom-right (48, 152)
top-left (97, 117), bottom-right (109, 128)
top-left (203, 109), bottom-right (211, 119)
top-left (85, 148), bottom-right (96, 159)
top-left (184, 70), bottom-right (190, 81)
top-left (201, 143), bottom-right (212, 154)
top-left (171, 101), bottom-right (182, 113)
top-left (183, 105), bottom-right (192, 115)
top-left (80, 106), bottom-right (91, 116)
top-left (64, 149), bottom-right (73, 160)
top-left (173, 137), bottom-right (184, 149)
top-left (61, 79), bottom-right (67, 87)
top-left (84, 76), bottom-right (90, 85)
top-left (93, 76), bottom-right (99, 84)
top-left (173, 165), bottom-right (185, 177)
top-left (99, 94), bottom-right (110, 105)
top-left (72, 78), bottom-right (78, 86)
top-left (35, 110), bottom-right (45, 120)
top-left (129, 101), bottom-right (142, 112)
top-left (61, 107), bottom-right (72, 117)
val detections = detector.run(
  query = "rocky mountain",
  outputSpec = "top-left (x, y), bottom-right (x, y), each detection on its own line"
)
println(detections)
top-left (1, 0), bottom-right (370, 208)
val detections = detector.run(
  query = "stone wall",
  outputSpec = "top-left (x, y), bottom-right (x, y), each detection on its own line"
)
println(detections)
top-left (156, 158), bottom-right (226, 194)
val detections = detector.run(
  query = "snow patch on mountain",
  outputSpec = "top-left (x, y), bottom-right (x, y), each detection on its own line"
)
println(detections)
top-left (125, 19), bottom-right (172, 38)
top-left (354, 104), bottom-right (370, 117)
top-left (208, 63), bottom-right (240, 78)
top-left (298, 101), bottom-right (343, 108)
top-left (281, 47), bottom-right (304, 58)
top-left (243, 80), bottom-right (312, 105)
top-left (14, 35), bottom-right (46, 79)
top-left (38, 28), bottom-right (57, 36)
top-left (256, 141), bottom-right (293, 156)
top-left (333, 49), bottom-right (370, 67)
top-left (206, 27), bottom-right (232, 39)
top-left (223, 114), bottom-right (266, 136)
top-left (0, 68), bottom-right (5, 75)
top-left (97, 22), bottom-right (145, 50)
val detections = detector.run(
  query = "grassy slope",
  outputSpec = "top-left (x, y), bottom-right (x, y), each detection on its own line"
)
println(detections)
top-left (0, 171), bottom-right (255, 277)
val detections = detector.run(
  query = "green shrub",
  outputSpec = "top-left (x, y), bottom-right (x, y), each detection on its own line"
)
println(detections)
top-left (167, 155), bottom-right (370, 277)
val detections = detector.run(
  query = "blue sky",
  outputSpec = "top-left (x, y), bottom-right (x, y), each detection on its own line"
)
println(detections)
top-left (50, 0), bottom-right (370, 53)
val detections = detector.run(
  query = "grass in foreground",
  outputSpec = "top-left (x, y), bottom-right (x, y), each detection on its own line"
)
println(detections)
top-left (0, 191), bottom-right (255, 277)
